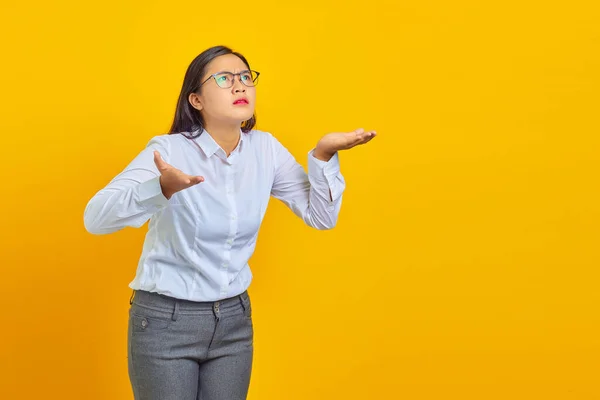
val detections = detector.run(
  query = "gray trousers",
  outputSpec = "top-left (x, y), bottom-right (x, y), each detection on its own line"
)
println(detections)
top-left (127, 289), bottom-right (254, 400)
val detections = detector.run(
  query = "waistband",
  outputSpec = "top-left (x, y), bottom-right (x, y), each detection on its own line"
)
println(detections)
top-left (130, 289), bottom-right (250, 313)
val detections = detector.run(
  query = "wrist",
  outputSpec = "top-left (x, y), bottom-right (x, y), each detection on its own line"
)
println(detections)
top-left (158, 176), bottom-right (173, 200)
top-left (314, 148), bottom-right (335, 162)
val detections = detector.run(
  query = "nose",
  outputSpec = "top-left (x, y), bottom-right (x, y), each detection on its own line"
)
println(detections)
top-left (232, 75), bottom-right (246, 93)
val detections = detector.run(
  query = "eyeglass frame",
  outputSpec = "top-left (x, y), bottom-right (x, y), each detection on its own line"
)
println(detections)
top-left (196, 69), bottom-right (260, 90)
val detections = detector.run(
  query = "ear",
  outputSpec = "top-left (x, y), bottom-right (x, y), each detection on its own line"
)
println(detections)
top-left (188, 92), bottom-right (203, 111)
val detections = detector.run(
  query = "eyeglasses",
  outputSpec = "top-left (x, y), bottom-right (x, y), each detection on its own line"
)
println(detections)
top-left (198, 70), bottom-right (260, 89)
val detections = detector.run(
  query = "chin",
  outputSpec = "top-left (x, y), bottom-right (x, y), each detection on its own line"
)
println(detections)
top-left (230, 111), bottom-right (254, 124)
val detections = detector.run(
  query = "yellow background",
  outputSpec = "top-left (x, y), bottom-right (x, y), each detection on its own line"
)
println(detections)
top-left (1, 0), bottom-right (599, 399)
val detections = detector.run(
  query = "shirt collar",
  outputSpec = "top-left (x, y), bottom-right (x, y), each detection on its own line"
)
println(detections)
top-left (193, 128), bottom-right (245, 158)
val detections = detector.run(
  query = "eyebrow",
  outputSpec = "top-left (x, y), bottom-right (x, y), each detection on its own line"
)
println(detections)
top-left (212, 69), bottom-right (251, 75)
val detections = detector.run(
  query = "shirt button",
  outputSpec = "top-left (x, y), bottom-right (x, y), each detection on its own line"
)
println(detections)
top-left (141, 319), bottom-right (148, 328)
top-left (222, 262), bottom-right (228, 268)
top-left (227, 239), bottom-right (233, 245)
top-left (231, 215), bottom-right (236, 220)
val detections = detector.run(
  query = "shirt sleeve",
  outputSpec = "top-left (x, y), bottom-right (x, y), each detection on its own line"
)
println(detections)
top-left (270, 135), bottom-right (345, 230)
top-left (83, 136), bottom-right (171, 234)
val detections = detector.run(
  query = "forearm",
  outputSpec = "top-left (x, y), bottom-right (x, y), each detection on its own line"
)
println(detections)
top-left (84, 176), bottom-right (168, 234)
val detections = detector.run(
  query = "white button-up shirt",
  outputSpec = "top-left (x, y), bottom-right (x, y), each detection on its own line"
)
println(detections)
top-left (84, 129), bottom-right (345, 301)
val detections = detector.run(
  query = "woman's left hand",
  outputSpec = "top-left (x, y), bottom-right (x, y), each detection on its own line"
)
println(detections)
top-left (314, 128), bottom-right (377, 161)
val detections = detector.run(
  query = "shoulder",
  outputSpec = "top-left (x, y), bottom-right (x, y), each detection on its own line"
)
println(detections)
top-left (140, 133), bottom-right (193, 165)
top-left (244, 129), bottom-right (285, 150)
top-left (245, 129), bottom-right (296, 171)
top-left (244, 128), bottom-right (274, 142)
top-left (144, 133), bottom-right (188, 148)
top-left (143, 133), bottom-right (196, 155)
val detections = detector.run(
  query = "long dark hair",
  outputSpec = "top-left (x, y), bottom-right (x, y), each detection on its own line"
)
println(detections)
top-left (168, 46), bottom-right (257, 137)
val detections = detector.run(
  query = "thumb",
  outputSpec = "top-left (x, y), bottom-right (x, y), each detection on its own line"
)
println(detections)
top-left (189, 175), bottom-right (205, 185)
top-left (153, 150), bottom-right (168, 171)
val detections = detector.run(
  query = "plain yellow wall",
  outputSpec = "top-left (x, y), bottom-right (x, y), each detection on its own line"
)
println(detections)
top-left (1, 0), bottom-right (599, 399)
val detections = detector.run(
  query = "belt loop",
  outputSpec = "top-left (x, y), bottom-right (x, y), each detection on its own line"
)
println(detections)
top-left (240, 291), bottom-right (250, 312)
top-left (239, 294), bottom-right (246, 312)
top-left (172, 301), bottom-right (180, 321)
top-left (129, 290), bottom-right (136, 305)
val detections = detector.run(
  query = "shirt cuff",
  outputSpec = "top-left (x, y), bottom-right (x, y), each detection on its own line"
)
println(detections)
top-left (307, 149), bottom-right (340, 182)
top-left (136, 176), bottom-right (170, 208)
top-left (307, 149), bottom-right (343, 203)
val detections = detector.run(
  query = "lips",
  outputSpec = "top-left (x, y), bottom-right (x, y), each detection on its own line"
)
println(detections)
top-left (233, 99), bottom-right (249, 105)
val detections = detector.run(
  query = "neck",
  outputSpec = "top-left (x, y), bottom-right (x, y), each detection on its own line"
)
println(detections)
top-left (204, 122), bottom-right (241, 156)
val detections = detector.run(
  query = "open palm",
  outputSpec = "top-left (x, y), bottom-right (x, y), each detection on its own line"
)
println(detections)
top-left (316, 128), bottom-right (376, 156)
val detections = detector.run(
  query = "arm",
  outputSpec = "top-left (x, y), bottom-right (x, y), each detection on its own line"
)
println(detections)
top-left (83, 137), bottom-right (171, 235)
top-left (270, 136), bottom-right (345, 230)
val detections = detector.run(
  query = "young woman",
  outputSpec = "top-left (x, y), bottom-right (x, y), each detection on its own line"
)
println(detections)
top-left (84, 45), bottom-right (376, 400)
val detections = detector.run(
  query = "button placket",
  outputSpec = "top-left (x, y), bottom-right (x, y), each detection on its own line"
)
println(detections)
top-left (220, 164), bottom-right (237, 297)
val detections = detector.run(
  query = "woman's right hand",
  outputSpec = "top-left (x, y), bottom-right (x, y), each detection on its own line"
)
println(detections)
top-left (153, 150), bottom-right (204, 200)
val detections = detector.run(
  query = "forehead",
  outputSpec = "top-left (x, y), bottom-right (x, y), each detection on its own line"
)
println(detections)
top-left (205, 54), bottom-right (248, 74)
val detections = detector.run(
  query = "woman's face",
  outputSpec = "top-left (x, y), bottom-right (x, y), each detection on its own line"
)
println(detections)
top-left (190, 53), bottom-right (256, 129)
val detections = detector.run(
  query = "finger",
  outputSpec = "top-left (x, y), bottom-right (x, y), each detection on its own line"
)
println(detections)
top-left (185, 175), bottom-right (205, 185)
top-left (190, 175), bottom-right (205, 185)
top-left (362, 135), bottom-right (375, 145)
top-left (351, 133), bottom-right (369, 145)
top-left (358, 130), bottom-right (377, 142)
top-left (365, 130), bottom-right (377, 140)
top-left (353, 128), bottom-right (365, 136)
top-left (349, 129), bottom-right (367, 142)
top-left (153, 151), bottom-right (169, 171)
top-left (360, 130), bottom-right (376, 138)
top-left (353, 131), bottom-right (377, 147)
